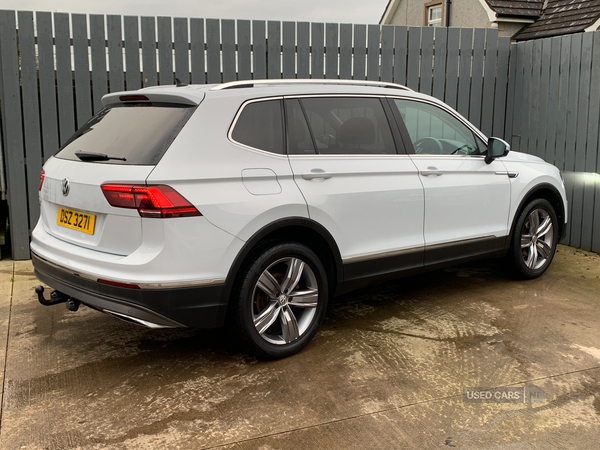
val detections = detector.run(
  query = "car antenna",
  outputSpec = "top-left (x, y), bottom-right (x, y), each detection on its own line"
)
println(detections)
top-left (175, 78), bottom-right (187, 87)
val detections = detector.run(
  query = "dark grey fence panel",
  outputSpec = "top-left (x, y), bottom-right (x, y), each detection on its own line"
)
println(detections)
top-left (268, 21), bottom-right (282, 79)
top-left (432, 27), bottom-right (448, 102)
top-left (252, 21), bottom-right (267, 80)
top-left (311, 23), bottom-right (325, 79)
top-left (339, 23), bottom-right (352, 80)
top-left (570, 33), bottom-right (593, 248)
top-left (174, 18), bottom-right (190, 84)
top-left (141, 17), bottom-right (157, 87)
top-left (36, 12), bottom-right (59, 161)
top-left (380, 25), bottom-right (394, 82)
top-left (457, 28), bottom-right (473, 119)
top-left (108, 15), bottom-right (125, 93)
top-left (393, 26), bottom-right (408, 85)
top-left (528, 40), bottom-right (542, 159)
top-left (420, 27), bottom-right (434, 96)
top-left (468, 28), bottom-right (485, 130)
top-left (91, 15), bottom-right (109, 106)
top-left (326, 23), bottom-right (338, 79)
top-left (206, 19), bottom-right (221, 83)
top-left (158, 17), bottom-right (174, 85)
top-left (190, 19), bottom-right (206, 84)
top-left (445, 28), bottom-right (460, 109)
top-left (367, 24), bottom-right (380, 81)
top-left (297, 22), bottom-right (310, 79)
top-left (16, 11), bottom-right (42, 232)
top-left (55, 13), bottom-right (76, 145)
top-left (544, 37), bottom-right (561, 164)
top-left (73, 14), bottom-right (93, 123)
top-left (0, 11), bottom-right (29, 259)
top-left (222, 19), bottom-right (236, 82)
top-left (353, 24), bottom-right (366, 81)
top-left (492, 37), bottom-right (510, 138)
top-left (481, 28), bottom-right (498, 137)
top-left (585, 32), bottom-right (600, 251)
top-left (238, 20), bottom-right (252, 81)
top-left (407, 27), bottom-right (420, 90)
top-left (125, 16), bottom-right (142, 90)
top-left (536, 38), bottom-right (552, 159)
top-left (283, 22), bottom-right (296, 79)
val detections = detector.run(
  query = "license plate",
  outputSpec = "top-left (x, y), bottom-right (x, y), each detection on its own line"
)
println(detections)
top-left (57, 207), bottom-right (96, 235)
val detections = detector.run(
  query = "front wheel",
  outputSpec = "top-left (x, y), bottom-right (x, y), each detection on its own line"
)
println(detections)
top-left (232, 242), bottom-right (329, 359)
top-left (508, 198), bottom-right (559, 279)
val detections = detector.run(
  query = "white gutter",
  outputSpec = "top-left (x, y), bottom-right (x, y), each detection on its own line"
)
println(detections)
top-left (380, 0), bottom-right (401, 25)
top-left (477, 0), bottom-right (498, 23)
top-left (585, 16), bottom-right (600, 31)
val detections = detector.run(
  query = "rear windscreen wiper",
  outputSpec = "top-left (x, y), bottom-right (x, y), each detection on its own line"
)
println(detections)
top-left (75, 151), bottom-right (126, 162)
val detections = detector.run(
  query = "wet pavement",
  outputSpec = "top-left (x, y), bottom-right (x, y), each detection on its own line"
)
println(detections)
top-left (1, 245), bottom-right (599, 449)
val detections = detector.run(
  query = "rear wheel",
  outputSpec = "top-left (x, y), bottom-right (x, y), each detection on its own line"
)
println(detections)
top-left (508, 198), bottom-right (558, 279)
top-left (232, 242), bottom-right (328, 359)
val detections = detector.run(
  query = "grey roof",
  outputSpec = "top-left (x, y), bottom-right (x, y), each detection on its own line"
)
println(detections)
top-left (485, 0), bottom-right (545, 18)
top-left (515, 0), bottom-right (600, 40)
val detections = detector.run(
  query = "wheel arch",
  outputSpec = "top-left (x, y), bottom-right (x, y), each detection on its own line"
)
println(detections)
top-left (216, 217), bottom-right (343, 325)
top-left (509, 183), bottom-right (566, 244)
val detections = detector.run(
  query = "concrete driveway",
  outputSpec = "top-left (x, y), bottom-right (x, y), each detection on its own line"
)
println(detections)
top-left (1, 245), bottom-right (599, 449)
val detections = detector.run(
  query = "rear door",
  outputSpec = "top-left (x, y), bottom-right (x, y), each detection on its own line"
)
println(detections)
top-left (285, 96), bottom-right (425, 283)
top-left (40, 101), bottom-right (196, 255)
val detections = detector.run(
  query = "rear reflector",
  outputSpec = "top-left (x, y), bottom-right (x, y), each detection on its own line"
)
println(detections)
top-left (101, 184), bottom-right (202, 218)
top-left (119, 95), bottom-right (149, 102)
top-left (39, 170), bottom-right (45, 191)
top-left (98, 279), bottom-right (141, 289)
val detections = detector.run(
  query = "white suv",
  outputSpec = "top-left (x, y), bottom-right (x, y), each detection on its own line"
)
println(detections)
top-left (31, 80), bottom-right (567, 358)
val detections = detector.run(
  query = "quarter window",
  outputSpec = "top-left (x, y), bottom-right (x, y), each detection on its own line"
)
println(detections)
top-left (231, 100), bottom-right (284, 154)
top-left (296, 97), bottom-right (397, 155)
top-left (392, 99), bottom-right (484, 155)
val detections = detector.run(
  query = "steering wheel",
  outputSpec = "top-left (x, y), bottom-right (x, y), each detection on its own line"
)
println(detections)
top-left (451, 144), bottom-right (474, 155)
top-left (413, 137), bottom-right (443, 154)
top-left (314, 134), bottom-right (336, 147)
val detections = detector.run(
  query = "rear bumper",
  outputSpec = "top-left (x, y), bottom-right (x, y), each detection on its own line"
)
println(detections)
top-left (32, 252), bottom-right (227, 328)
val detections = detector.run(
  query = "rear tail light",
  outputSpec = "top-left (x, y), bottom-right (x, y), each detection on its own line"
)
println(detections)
top-left (101, 184), bottom-right (201, 218)
top-left (39, 170), bottom-right (45, 191)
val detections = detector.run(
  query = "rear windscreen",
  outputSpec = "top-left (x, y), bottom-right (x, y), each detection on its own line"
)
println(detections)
top-left (55, 103), bottom-right (196, 165)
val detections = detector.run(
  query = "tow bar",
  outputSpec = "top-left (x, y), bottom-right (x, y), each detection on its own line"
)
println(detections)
top-left (35, 285), bottom-right (81, 311)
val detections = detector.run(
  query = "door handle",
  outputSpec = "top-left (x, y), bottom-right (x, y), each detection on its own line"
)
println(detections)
top-left (419, 166), bottom-right (443, 177)
top-left (301, 169), bottom-right (333, 180)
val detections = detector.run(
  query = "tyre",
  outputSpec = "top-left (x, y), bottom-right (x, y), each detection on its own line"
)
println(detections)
top-left (232, 242), bottom-right (329, 359)
top-left (508, 198), bottom-right (559, 279)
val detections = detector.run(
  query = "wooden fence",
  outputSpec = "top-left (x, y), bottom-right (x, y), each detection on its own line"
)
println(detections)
top-left (506, 32), bottom-right (600, 253)
top-left (0, 10), bottom-right (598, 259)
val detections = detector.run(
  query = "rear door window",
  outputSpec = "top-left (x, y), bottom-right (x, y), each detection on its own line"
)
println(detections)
top-left (55, 104), bottom-right (196, 165)
top-left (297, 97), bottom-right (397, 155)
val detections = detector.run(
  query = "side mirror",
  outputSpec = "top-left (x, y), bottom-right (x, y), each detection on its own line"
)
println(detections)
top-left (485, 137), bottom-right (510, 164)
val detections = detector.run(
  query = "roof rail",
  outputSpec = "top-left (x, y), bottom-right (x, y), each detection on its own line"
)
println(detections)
top-left (211, 79), bottom-right (412, 91)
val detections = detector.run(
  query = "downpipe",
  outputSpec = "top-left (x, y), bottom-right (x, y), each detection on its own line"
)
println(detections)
top-left (35, 285), bottom-right (81, 311)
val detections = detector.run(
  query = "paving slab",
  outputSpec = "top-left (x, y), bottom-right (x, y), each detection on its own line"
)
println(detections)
top-left (1, 246), bottom-right (599, 449)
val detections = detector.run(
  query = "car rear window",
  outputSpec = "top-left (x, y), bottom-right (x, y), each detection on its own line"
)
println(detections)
top-left (55, 103), bottom-right (196, 165)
